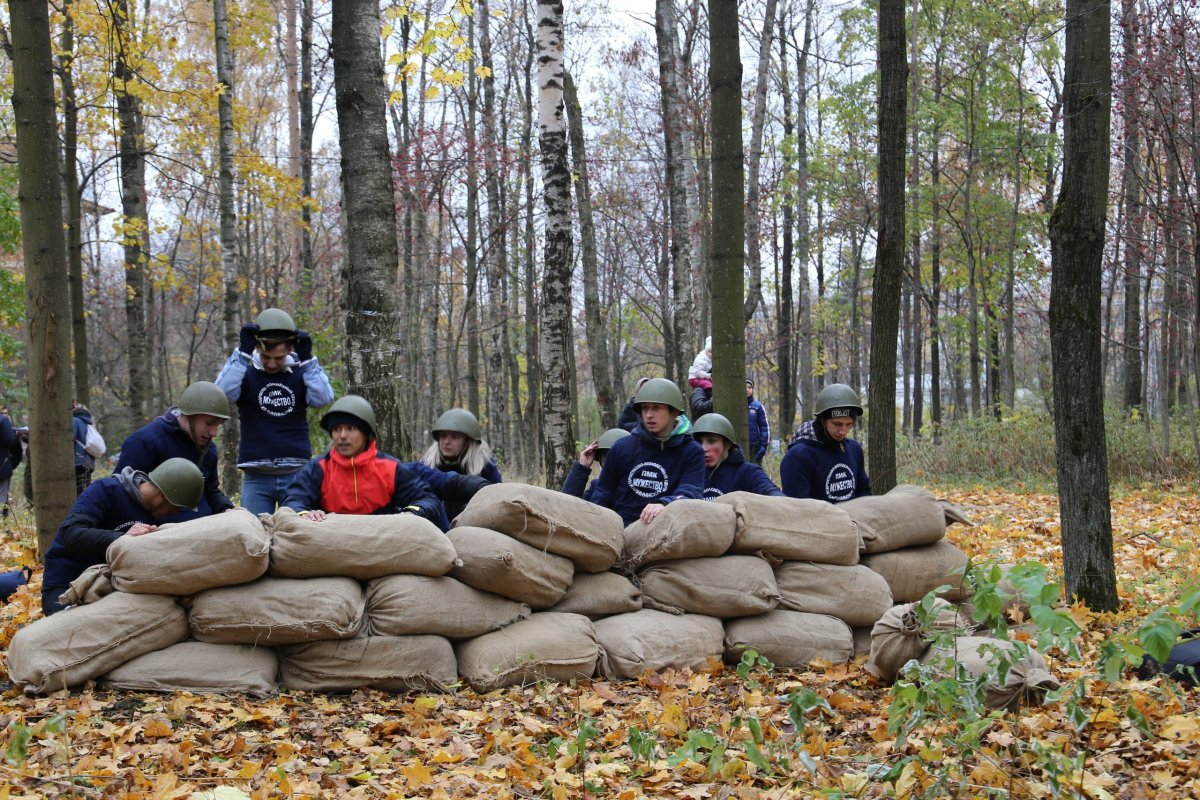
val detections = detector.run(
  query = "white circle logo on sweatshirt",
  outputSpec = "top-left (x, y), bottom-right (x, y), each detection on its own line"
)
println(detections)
top-left (258, 383), bottom-right (298, 417)
top-left (628, 462), bottom-right (670, 498)
top-left (824, 463), bottom-right (856, 502)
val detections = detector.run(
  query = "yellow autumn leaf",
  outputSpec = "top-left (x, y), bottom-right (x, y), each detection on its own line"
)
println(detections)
top-left (656, 704), bottom-right (687, 737)
top-left (402, 762), bottom-right (433, 784)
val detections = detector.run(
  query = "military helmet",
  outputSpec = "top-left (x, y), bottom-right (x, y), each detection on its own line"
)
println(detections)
top-left (321, 394), bottom-right (377, 438)
top-left (147, 457), bottom-right (204, 511)
top-left (255, 308), bottom-right (297, 336)
top-left (178, 381), bottom-right (232, 420)
top-left (693, 413), bottom-right (737, 445)
top-left (633, 378), bottom-right (687, 414)
top-left (432, 408), bottom-right (482, 442)
top-left (813, 383), bottom-right (864, 419)
top-left (596, 427), bottom-right (631, 453)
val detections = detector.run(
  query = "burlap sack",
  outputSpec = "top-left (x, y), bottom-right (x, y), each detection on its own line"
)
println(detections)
top-left (101, 641), bottom-right (279, 697)
top-left (454, 612), bottom-right (598, 691)
top-left (6, 593), bottom-right (189, 695)
top-left (712, 493), bottom-right (860, 566)
top-left (547, 572), bottom-right (642, 618)
top-left (108, 508), bottom-right (270, 595)
top-left (594, 609), bottom-right (724, 679)
top-left (866, 598), bottom-right (976, 682)
top-left (365, 574), bottom-right (530, 639)
top-left (448, 526), bottom-right (575, 608)
top-left (455, 483), bottom-right (624, 572)
top-left (861, 540), bottom-right (970, 602)
top-left (921, 636), bottom-right (1060, 711)
top-left (189, 576), bottom-right (365, 646)
top-left (58, 564), bottom-right (114, 608)
top-left (840, 484), bottom-right (961, 554)
top-left (619, 500), bottom-right (736, 571)
top-left (281, 634), bottom-right (457, 693)
top-left (637, 556), bottom-right (779, 618)
top-left (774, 562), bottom-right (893, 627)
top-left (266, 507), bottom-right (458, 580)
top-left (723, 610), bottom-right (854, 667)
top-left (852, 626), bottom-right (873, 660)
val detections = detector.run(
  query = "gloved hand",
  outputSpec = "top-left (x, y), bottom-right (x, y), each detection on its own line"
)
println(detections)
top-left (444, 473), bottom-right (490, 501)
top-left (239, 323), bottom-right (260, 355)
top-left (295, 330), bottom-right (314, 361)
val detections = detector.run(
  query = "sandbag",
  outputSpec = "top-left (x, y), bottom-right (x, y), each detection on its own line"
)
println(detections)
top-left (774, 562), bottom-right (892, 627)
top-left (455, 483), bottom-right (624, 572)
top-left (281, 634), bottom-right (457, 693)
top-left (840, 485), bottom-right (960, 554)
top-left (866, 598), bottom-right (976, 682)
top-left (108, 508), bottom-right (270, 595)
top-left (619, 500), bottom-right (736, 571)
top-left (638, 556), bottom-right (779, 618)
top-left (365, 574), bottom-right (530, 640)
top-left (6, 593), bottom-right (189, 695)
top-left (594, 609), bottom-right (723, 679)
top-left (266, 507), bottom-right (458, 580)
top-left (189, 576), bottom-right (365, 646)
top-left (852, 626), bottom-right (873, 660)
top-left (921, 636), bottom-right (1060, 711)
top-left (454, 612), bottom-right (598, 691)
top-left (101, 641), bottom-right (279, 697)
top-left (712, 493), bottom-right (860, 566)
top-left (448, 526), bottom-right (575, 608)
top-left (860, 540), bottom-right (970, 603)
top-left (58, 564), bottom-right (114, 608)
top-left (547, 572), bottom-right (642, 618)
top-left (724, 610), bottom-right (853, 667)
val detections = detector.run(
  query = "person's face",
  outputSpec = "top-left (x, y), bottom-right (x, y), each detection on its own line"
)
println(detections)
top-left (331, 423), bottom-right (369, 457)
top-left (699, 434), bottom-right (729, 468)
top-left (181, 414), bottom-right (225, 450)
top-left (437, 431), bottom-right (469, 459)
top-left (141, 483), bottom-right (184, 519)
top-left (824, 416), bottom-right (855, 442)
top-left (258, 341), bottom-right (294, 374)
top-left (640, 403), bottom-right (673, 436)
top-left (745, 383), bottom-right (753, 398)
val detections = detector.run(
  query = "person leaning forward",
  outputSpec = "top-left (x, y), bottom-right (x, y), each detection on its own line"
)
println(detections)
top-left (41, 458), bottom-right (204, 615)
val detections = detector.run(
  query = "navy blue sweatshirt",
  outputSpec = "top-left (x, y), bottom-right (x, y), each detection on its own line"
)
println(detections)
top-left (561, 461), bottom-right (599, 501)
top-left (702, 446), bottom-right (784, 499)
top-left (590, 418), bottom-right (705, 525)
top-left (779, 419), bottom-right (871, 503)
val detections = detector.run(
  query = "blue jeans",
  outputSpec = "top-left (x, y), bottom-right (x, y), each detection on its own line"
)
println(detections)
top-left (240, 470), bottom-right (300, 515)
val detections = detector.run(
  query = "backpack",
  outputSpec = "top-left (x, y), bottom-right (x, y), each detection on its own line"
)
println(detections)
top-left (1138, 628), bottom-right (1200, 687)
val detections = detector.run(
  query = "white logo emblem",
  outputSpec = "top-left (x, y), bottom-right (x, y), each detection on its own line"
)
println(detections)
top-left (824, 463), bottom-right (856, 502)
top-left (628, 461), bottom-right (670, 498)
top-left (703, 486), bottom-right (724, 500)
top-left (258, 383), bottom-right (298, 418)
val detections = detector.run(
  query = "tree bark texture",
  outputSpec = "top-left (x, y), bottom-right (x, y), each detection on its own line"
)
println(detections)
top-left (58, 1), bottom-right (90, 407)
top-left (742, 0), bottom-right (778, 324)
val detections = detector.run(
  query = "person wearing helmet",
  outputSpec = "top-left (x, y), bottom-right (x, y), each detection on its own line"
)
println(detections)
top-left (415, 408), bottom-right (501, 521)
top-left (561, 427), bottom-right (630, 501)
top-left (214, 307), bottom-right (334, 514)
top-left (692, 413), bottom-right (782, 499)
top-left (780, 383), bottom-right (871, 503)
top-left (41, 457), bottom-right (205, 615)
top-left (116, 381), bottom-right (235, 521)
top-left (590, 377), bottom-right (705, 525)
top-left (282, 395), bottom-right (447, 527)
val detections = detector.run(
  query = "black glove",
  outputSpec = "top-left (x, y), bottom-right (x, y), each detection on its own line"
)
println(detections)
top-left (443, 473), bottom-right (490, 502)
top-left (295, 330), bottom-right (314, 361)
top-left (239, 323), bottom-right (260, 355)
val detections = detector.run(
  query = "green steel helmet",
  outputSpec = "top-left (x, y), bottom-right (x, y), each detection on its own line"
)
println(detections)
top-left (254, 308), bottom-right (297, 336)
top-left (147, 457), bottom-right (204, 511)
top-left (692, 413), bottom-right (737, 445)
top-left (178, 381), bottom-right (232, 420)
top-left (814, 383), bottom-right (864, 419)
top-left (596, 427), bottom-right (631, 453)
top-left (633, 378), bottom-right (687, 414)
top-left (320, 394), bottom-right (377, 438)
top-left (432, 408), bottom-right (482, 442)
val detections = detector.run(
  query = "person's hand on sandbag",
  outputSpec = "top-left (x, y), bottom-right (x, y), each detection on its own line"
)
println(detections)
top-left (444, 473), bottom-right (490, 502)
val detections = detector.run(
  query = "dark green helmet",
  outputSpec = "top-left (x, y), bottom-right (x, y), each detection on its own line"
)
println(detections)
top-left (596, 427), bottom-right (631, 453)
top-left (147, 457), bottom-right (204, 510)
top-left (693, 413), bottom-right (737, 445)
top-left (255, 308), bottom-right (297, 336)
top-left (814, 383), bottom-right (863, 418)
top-left (633, 378), bottom-right (687, 414)
top-left (432, 408), bottom-right (482, 441)
top-left (178, 381), bottom-right (231, 419)
top-left (321, 394), bottom-right (377, 438)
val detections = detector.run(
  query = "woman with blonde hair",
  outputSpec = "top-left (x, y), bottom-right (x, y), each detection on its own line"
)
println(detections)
top-left (416, 408), bottom-right (502, 520)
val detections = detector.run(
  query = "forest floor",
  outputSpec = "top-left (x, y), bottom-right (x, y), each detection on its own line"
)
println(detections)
top-left (0, 484), bottom-right (1198, 799)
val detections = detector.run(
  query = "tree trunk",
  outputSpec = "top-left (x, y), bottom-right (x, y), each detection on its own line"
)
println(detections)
top-left (58, 0), bottom-right (90, 407)
top-left (742, 0), bottom-right (778, 324)
top-left (521, 0), bottom-right (542, 475)
top-left (794, 0), bottom-right (815, 424)
top-left (776, 4), bottom-right (795, 441)
top-left (465, 23), bottom-right (481, 419)
top-left (1048, 0), bottom-right (1116, 612)
top-left (299, 0), bottom-right (314, 294)
top-left (9, 0), bottom-right (77, 556)
top-left (868, 0), bottom-right (906, 493)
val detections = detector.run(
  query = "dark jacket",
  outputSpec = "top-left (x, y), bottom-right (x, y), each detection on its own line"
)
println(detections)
top-left (72, 407), bottom-right (95, 469)
top-left (747, 396), bottom-right (770, 457)
top-left (779, 419), bottom-right (871, 503)
top-left (115, 407), bottom-right (234, 521)
top-left (702, 446), bottom-right (784, 499)
top-left (561, 461), bottom-right (599, 501)
top-left (407, 461), bottom-right (494, 524)
top-left (0, 412), bottom-right (19, 482)
top-left (590, 417), bottom-right (705, 525)
top-left (617, 398), bottom-right (640, 432)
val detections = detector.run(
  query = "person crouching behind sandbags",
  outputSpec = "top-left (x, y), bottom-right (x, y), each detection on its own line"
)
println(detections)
top-left (692, 413), bottom-right (783, 499)
top-left (41, 458), bottom-right (204, 616)
top-left (590, 378), bottom-right (705, 525)
top-left (561, 427), bottom-right (630, 501)
top-left (780, 383), bottom-right (871, 503)
top-left (282, 394), bottom-right (447, 528)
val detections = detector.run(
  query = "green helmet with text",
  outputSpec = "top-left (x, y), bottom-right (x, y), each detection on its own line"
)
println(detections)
top-left (813, 383), bottom-right (864, 419)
